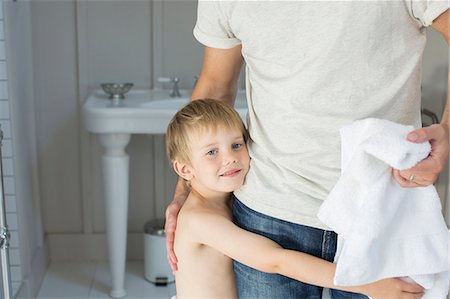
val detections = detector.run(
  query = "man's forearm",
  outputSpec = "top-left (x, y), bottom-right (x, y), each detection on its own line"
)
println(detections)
top-left (190, 46), bottom-right (243, 106)
top-left (190, 76), bottom-right (239, 106)
top-left (442, 72), bottom-right (450, 134)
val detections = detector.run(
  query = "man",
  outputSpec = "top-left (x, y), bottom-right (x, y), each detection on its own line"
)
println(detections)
top-left (166, 1), bottom-right (449, 298)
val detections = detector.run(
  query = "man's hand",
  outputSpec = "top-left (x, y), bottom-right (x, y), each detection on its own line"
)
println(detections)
top-left (165, 179), bottom-right (189, 273)
top-left (393, 124), bottom-right (449, 187)
top-left (360, 277), bottom-right (424, 299)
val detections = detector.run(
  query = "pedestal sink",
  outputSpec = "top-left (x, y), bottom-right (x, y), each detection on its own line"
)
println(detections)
top-left (82, 89), bottom-right (247, 298)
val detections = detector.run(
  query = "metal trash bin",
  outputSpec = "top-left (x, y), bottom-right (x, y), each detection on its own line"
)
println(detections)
top-left (144, 219), bottom-right (175, 286)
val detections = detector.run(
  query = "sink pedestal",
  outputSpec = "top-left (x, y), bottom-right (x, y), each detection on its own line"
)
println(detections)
top-left (99, 133), bottom-right (131, 298)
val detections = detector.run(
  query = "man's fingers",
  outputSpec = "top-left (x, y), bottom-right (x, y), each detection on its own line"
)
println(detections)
top-left (400, 292), bottom-right (424, 299)
top-left (407, 124), bottom-right (445, 143)
top-left (400, 280), bottom-right (425, 294)
top-left (165, 202), bottom-right (181, 272)
top-left (406, 157), bottom-right (437, 173)
top-left (396, 157), bottom-right (440, 186)
top-left (168, 251), bottom-right (178, 273)
top-left (407, 128), bottom-right (428, 143)
top-left (392, 169), bottom-right (422, 188)
top-left (166, 228), bottom-right (178, 272)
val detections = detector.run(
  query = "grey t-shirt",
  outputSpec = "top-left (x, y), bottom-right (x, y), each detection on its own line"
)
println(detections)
top-left (194, 0), bottom-right (449, 229)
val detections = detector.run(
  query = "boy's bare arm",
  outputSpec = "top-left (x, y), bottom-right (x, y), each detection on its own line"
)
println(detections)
top-left (276, 250), bottom-right (424, 299)
top-left (190, 212), bottom-right (424, 299)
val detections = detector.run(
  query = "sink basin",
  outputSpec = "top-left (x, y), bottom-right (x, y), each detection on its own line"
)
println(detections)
top-left (140, 98), bottom-right (189, 109)
top-left (82, 89), bottom-right (247, 134)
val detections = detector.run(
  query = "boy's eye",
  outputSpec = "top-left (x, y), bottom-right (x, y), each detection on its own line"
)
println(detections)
top-left (232, 143), bottom-right (243, 149)
top-left (206, 149), bottom-right (218, 156)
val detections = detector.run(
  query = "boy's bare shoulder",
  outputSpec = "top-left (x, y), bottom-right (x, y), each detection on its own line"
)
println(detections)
top-left (178, 194), bottom-right (231, 237)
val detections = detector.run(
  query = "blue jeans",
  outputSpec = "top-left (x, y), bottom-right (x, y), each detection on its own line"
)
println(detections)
top-left (232, 196), bottom-right (368, 299)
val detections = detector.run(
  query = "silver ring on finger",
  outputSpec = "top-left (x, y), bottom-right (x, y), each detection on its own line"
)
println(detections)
top-left (408, 174), bottom-right (415, 182)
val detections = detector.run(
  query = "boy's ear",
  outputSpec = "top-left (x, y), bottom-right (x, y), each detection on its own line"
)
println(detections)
top-left (173, 160), bottom-right (193, 180)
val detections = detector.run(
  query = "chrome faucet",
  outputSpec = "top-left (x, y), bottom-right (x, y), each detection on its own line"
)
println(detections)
top-left (157, 77), bottom-right (181, 98)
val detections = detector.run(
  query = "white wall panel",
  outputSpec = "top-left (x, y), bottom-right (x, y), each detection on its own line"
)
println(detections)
top-left (0, 119), bottom-right (10, 137)
top-left (158, 0), bottom-right (203, 89)
top-left (0, 20), bottom-right (4, 40)
top-left (0, 41), bottom-right (6, 60)
top-left (5, 195), bottom-right (15, 213)
top-left (5, 0), bottom-right (47, 295)
top-left (0, 61), bottom-right (7, 80)
top-left (6, 212), bottom-right (17, 230)
top-left (3, 176), bottom-right (14, 195)
top-left (2, 157), bottom-right (12, 175)
top-left (0, 100), bottom-right (9, 118)
top-left (85, 1), bottom-right (152, 90)
top-left (32, 1), bottom-right (82, 233)
top-left (1, 137), bottom-right (11, 156)
top-left (0, 80), bottom-right (8, 99)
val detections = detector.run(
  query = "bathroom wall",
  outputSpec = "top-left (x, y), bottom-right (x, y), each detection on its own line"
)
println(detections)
top-left (0, 1), bottom-right (23, 295)
top-left (2, 0), bottom-right (48, 297)
top-left (26, 1), bottom-right (449, 262)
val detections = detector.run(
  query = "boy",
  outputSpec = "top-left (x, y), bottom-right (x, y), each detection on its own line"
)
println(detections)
top-left (166, 99), bottom-right (424, 299)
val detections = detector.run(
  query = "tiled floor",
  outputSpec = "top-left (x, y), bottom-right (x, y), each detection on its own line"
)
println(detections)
top-left (37, 261), bottom-right (176, 299)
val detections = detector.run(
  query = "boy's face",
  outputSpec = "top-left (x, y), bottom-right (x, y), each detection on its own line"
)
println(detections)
top-left (186, 125), bottom-right (250, 195)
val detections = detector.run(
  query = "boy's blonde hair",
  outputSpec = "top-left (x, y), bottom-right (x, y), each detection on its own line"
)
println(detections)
top-left (166, 99), bottom-right (248, 164)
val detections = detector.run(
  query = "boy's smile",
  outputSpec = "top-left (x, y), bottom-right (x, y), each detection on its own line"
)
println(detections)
top-left (220, 168), bottom-right (242, 177)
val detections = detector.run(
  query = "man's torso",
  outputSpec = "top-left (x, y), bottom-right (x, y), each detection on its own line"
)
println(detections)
top-left (194, 1), bottom-right (439, 228)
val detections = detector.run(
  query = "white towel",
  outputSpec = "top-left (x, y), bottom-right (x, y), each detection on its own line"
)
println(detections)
top-left (318, 118), bottom-right (449, 298)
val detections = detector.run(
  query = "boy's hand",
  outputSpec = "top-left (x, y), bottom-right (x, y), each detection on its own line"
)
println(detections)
top-left (393, 124), bottom-right (449, 187)
top-left (361, 277), bottom-right (424, 299)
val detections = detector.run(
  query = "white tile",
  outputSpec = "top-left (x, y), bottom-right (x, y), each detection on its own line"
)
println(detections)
top-left (12, 282), bottom-right (21, 297)
top-left (3, 176), bottom-right (15, 194)
top-left (90, 261), bottom-right (174, 299)
top-left (0, 4), bottom-right (3, 21)
top-left (0, 119), bottom-right (11, 137)
top-left (143, 281), bottom-right (174, 299)
top-left (37, 262), bottom-right (95, 299)
top-left (5, 195), bottom-right (16, 213)
top-left (0, 100), bottom-right (9, 119)
top-left (90, 262), bottom-right (133, 298)
top-left (9, 248), bottom-right (21, 266)
top-left (9, 230), bottom-right (19, 248)
top-left (10, 265), bottom-right (22, 281)
top-left (6, 213), bottom-right (18, 230)
top-left (0, 81), bottom-right (8, 99)
top-left (0, 61), bottom-right (7, 80)
top-left (38, 261), bottom-right (176, 299)
top-left (2, 157), bottom-right (13, 175)
top-left (1, 138), bottom-right (12, 157)
top-left (0, 41), bottom-right (5, 60)
top-left (0, 21), bottom-right (4, 40)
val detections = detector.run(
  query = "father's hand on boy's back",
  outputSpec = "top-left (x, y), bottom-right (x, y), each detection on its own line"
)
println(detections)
top-left (165, 201), bottom-right (179, 273)
top-left (393, 124), bottom-right (449, 188)
top-left (165, 182), bottom-right (189, 273)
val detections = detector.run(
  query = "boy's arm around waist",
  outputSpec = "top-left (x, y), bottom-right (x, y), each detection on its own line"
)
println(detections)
top-left (189, 211), bottom-right (425, 299)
